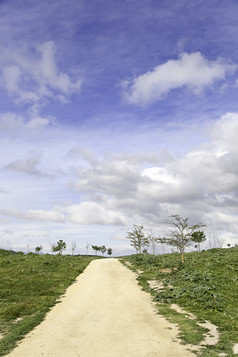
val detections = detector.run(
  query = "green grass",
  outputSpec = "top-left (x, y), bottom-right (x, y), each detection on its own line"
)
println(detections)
top-left (121, 247), bottom-right (238, 356)
top-left (0, 250), bottom-right (99, 356)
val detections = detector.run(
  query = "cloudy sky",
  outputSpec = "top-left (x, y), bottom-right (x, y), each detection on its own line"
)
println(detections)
top-left (0, 0), bottom-right (238, 255)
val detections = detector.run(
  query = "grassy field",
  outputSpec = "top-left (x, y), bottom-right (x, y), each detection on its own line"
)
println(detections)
top-left (0, 249), bottom-right (98, 356)
top-left (121, 246), bottom-right (238, 356)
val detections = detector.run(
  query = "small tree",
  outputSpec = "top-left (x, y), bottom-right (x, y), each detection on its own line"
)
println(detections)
top-left (107, 248), bottom-right (112, 256)
top-left (147, 231), bottom-right (159, 255)
top-left (51, 240), bottom-right (67, 255)
top-left (91, 245), bottom-right (100, 255)
top-left (85, 242), bottom-right (89, 255)
top-left (71, 242), bottom-right (77, 255)
top-left (126, 225), bottom-right (149, 254)
top-left (164, 215), bottom-right (205, 263)
top-left (100, 245), bottom-right (107, 256)
top-left (35, 245), bottom-right (43, 254)
top-left (190, 230), bottom-right (206, 251)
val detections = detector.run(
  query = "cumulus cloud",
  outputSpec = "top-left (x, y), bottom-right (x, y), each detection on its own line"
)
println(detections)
top-left (0, 208), bottom-right (65, 223)
top-left (65, 202), bottom-right (125, 226)
top-left (67, 113), bottom-right (238, 241)
top-left (123, 52), bottom-right (236, 105)
top-left (71, 156), bottom-right (141, 199)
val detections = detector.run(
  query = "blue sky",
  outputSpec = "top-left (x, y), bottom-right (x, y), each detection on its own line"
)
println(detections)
top-left (0, 0), bottom-right (238, 255)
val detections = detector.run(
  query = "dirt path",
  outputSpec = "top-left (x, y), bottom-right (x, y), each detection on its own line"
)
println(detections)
top-left (6, 259), bottom-right (194, 357)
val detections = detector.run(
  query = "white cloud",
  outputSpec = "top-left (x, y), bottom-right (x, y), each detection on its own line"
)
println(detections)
top-left (2, 65), bottom-right (21, 94)
top-left (65, 202), bottom-right (125, 226)
top-left (141, 167), bottom-right (180, 186)
top-left (67, 113), bottom-right (238, 237)
top-left (123, 52), bottom-right (236, 105)
top-left (0, 111), bottom-right (238, 250)
top-left (211, 112), bottom-right (238, 152)
top-left (0, 112), bottom-right (24, 132)
top-left (0, 208), bottom-right (65, 223)
top-left (36, 41), bottom-right (82, 97)
top-left (0, 111), bottom-right (55, 136)
top-left (0, 41), bottom-right (82, 108)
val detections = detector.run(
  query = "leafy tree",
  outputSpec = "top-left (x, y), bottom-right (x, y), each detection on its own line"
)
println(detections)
top-left (190, 230), bottom-right (207, 251)
top-left (107, 248), bottom-right (112, 256)
top-left (91, 245), bottom-right (100, 255)
top-left (126, 225), bottom-right (149, 254)
top-left (35, 246), bottom-right (43, 254)
top-left (100, 245), bottom-right (107, 256)
top-left (51, 240), bottom-right (67, 255)
top-left (164, 215), bottom-right (205, 263)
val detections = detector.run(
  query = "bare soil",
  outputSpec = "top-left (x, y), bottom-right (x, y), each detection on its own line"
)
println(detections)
top-left (6, 259), bottom-right (194, 357)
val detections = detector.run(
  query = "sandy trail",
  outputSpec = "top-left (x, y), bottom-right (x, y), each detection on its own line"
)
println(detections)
top-left (6, 258), bottom-right (194, 357)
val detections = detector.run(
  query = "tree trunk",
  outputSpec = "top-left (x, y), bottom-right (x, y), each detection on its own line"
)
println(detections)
top-left (181, 251), bottom-right (184, 264)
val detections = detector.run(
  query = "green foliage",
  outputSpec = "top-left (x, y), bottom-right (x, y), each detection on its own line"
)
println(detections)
top-left (107, 248), bottom-right (112, 256)
top-left (91, 245), bottom-right (101, 255)
top-left (190, 230), bottom-right (207, 251)
top-left (121, 247), bottom-right (238, 356)
top-left (100, 245), bottom-right (107, 256)
top-left (0, 250), bottom-right (97, 356)
top-left (164, 214), bottom-right (206, 263)
top-left (126, 225), bottom-right (149, 254)
top-left (51, 240), bottom-right (66, 255)
top-left (35, 246), bottom-right (43, 254)
top-left (91, 245), bottom-right (110, 256)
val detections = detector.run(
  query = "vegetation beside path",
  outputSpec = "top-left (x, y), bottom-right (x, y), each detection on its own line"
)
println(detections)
top-left (121, 246), bottom-right (238, 357)
top-left (0, 250), bottom-right (99, 356)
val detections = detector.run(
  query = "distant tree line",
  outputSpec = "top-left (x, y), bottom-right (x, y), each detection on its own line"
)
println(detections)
top-left (34, 240), bottom-right (112, 257)
top-left (91, 245), bottom-right (112, 256)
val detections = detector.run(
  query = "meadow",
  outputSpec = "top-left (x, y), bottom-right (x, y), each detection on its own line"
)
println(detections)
top-left (0, 250), bottom-right (98, 356)
top-left (121, 246), bottom-right (238, 356)
top-left (1, 247), bottom-right (237, 356)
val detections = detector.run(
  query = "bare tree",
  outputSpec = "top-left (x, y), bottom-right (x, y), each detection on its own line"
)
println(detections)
top-left (147, 231), bottom-right (159, 255)
top-left (217, 238), bottom-right (225, 248)
top-left (71, 242), bottom-right (77, 255)
top-left (85, 242), bottom-right (89, 255)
